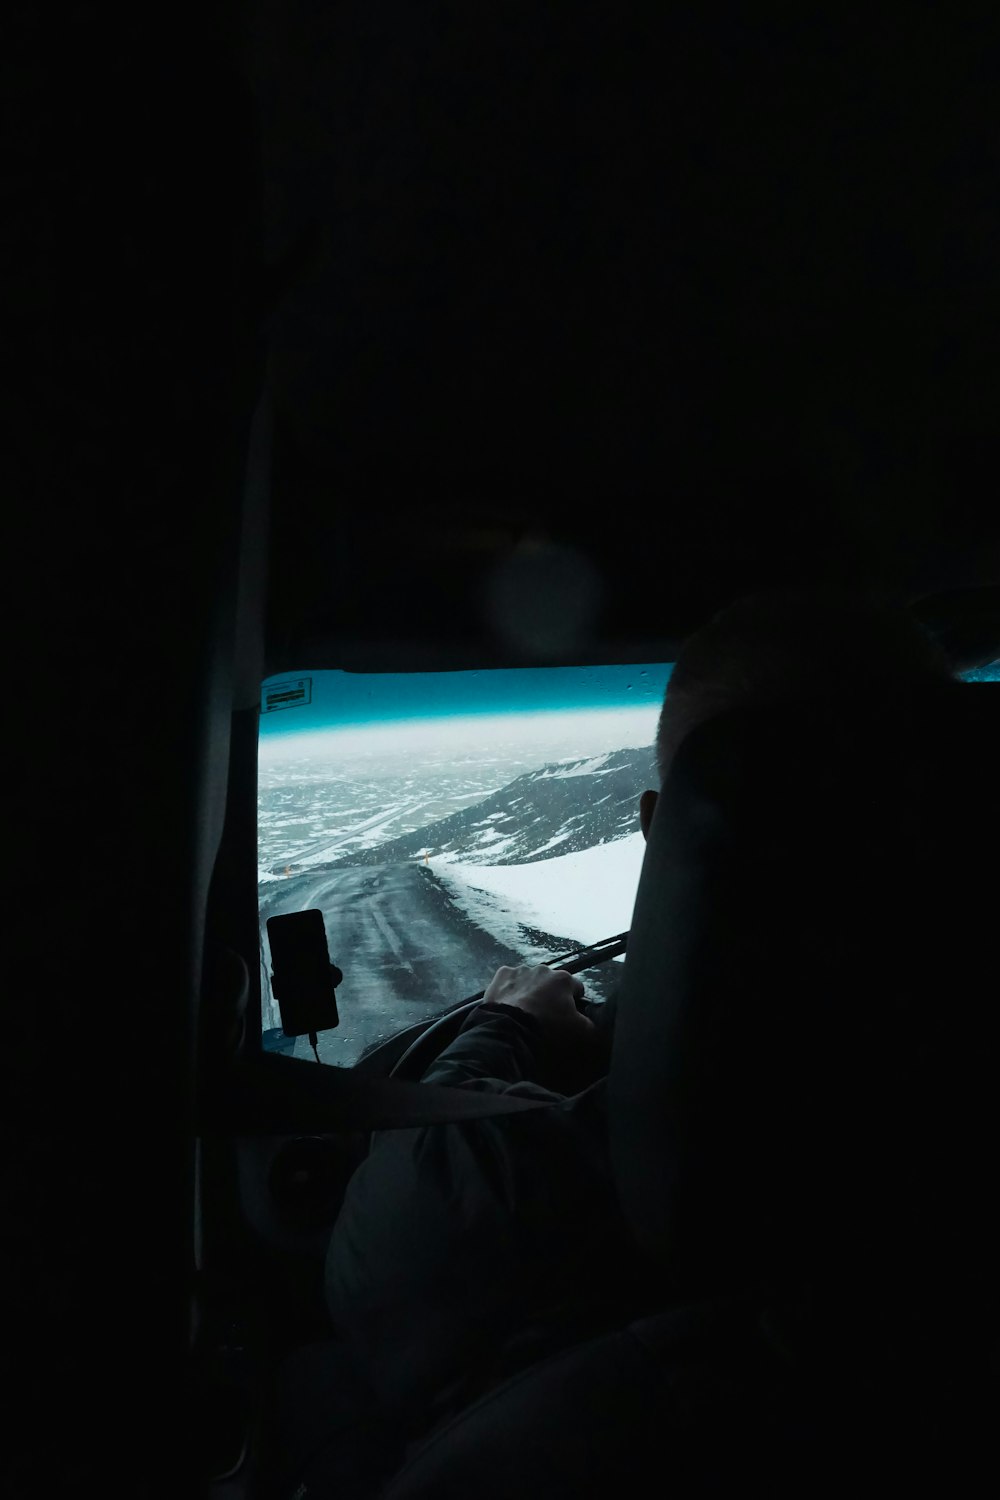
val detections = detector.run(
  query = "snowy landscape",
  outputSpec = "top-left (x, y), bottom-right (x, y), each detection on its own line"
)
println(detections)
top-left (257, 705), bottom-right (660, 1064)
top-left (258, 662), bottom-right (999, 1064)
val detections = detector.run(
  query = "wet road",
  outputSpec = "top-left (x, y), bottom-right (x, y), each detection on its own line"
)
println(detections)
top-left (258, 862), bottom-right (529, 1064)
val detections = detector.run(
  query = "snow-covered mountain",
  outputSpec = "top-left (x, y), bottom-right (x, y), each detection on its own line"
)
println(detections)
top-left (335, 745), bottom-right (657, 868)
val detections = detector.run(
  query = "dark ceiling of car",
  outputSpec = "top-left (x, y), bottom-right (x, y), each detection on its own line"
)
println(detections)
top-left (241, 4), bottom-right (1000, 670)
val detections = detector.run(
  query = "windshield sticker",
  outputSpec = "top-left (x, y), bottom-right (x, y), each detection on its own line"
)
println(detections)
top-left (263, 677), bottom-right (313, 713)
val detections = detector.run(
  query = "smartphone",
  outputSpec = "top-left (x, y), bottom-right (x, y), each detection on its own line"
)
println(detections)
top-left (266, 908), bottom-right (340, 1037)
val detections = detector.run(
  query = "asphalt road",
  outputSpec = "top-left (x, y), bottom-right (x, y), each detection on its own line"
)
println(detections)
top-left (259, 862), bottom-right (531, 1065)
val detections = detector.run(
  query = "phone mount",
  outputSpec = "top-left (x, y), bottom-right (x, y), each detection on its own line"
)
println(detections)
top-left (266, 910), bottom-right (342, 1038)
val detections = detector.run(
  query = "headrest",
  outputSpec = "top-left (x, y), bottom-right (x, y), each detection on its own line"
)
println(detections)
top-left (609, 681), bottom-right (999, 1312)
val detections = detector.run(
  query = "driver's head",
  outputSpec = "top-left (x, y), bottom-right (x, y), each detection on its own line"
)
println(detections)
top-left (639, 585), bottom-right (953, 836)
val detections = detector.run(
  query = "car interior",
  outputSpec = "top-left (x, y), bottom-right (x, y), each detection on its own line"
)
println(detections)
top-left (9, 6), bottom-right (1000, 1498)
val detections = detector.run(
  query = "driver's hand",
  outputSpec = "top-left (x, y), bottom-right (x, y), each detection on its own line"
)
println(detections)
top-left (482, 964), bottom-right (596, 1047)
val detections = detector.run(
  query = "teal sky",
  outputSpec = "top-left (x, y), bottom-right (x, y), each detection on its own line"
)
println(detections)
top-left (259, 664), bottom-right (675, 737)
top-left (259, 660), bottom-right (996, 738)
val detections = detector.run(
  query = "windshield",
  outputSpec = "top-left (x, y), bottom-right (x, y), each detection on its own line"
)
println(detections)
top-left (257, 664), bottom-right (673, 1065)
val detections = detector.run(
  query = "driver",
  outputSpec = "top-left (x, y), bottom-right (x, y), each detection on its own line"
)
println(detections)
top-left (324, 584), bottom-right (954, 1445)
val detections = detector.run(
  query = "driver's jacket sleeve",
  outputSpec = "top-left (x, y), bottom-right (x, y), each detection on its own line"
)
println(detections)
top-left (324, 1001), bottom-right (645, 1431)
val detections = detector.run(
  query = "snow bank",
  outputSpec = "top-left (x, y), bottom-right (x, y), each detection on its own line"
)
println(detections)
top-left (434, 831), bottom-right (646, 953)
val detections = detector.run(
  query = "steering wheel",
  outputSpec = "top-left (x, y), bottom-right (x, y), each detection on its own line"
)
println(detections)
top-left (388, 933), bottom-right (628, 1082)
